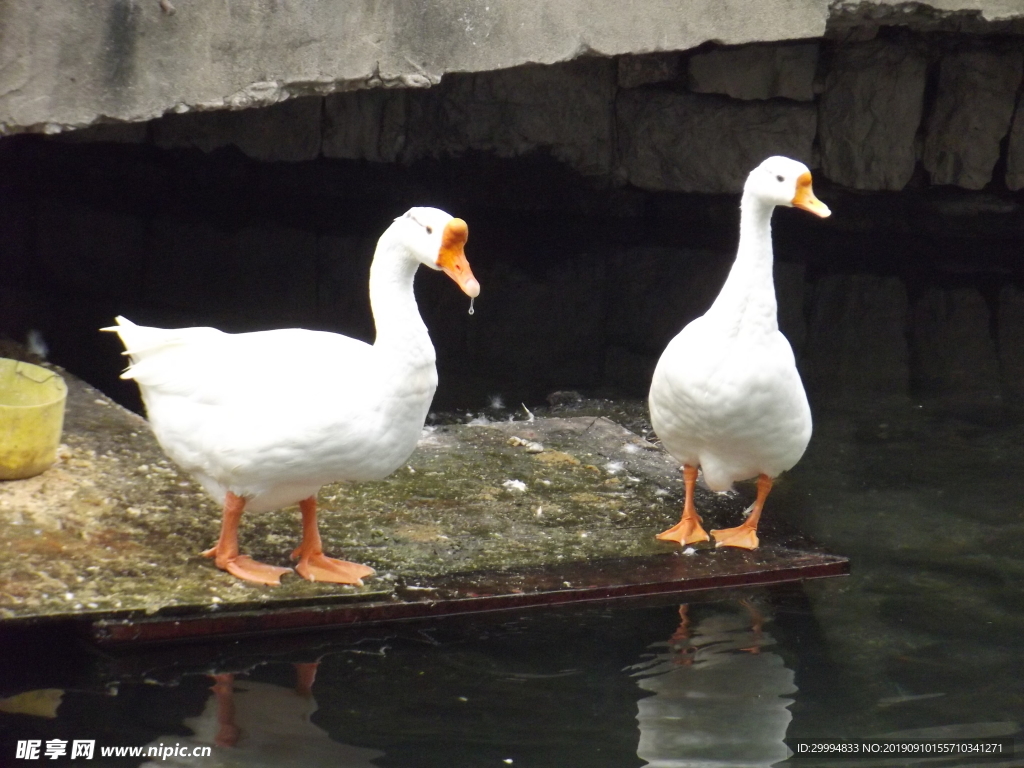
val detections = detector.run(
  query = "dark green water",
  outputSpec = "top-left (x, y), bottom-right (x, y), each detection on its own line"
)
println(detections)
top-left (1, 400), bottom-right (1022, 767)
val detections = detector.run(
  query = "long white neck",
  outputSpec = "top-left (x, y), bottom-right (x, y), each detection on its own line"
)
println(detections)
top-left (705, 192), bottom-right (778, 336)
top-left (368, 231), bottom-right (435, 371)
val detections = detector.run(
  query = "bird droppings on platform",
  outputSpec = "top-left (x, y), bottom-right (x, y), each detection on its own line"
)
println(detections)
top-left (0, 371), bottom-right (846, 643)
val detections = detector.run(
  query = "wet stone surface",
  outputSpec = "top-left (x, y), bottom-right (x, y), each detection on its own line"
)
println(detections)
top-left (0, 372), bottom-right (844, 632)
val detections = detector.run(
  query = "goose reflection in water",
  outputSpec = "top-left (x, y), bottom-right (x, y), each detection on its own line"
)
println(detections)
top-left (631, 601), bottom-right (797, 768)
top-left (140, 663), bottom-right (382, 768)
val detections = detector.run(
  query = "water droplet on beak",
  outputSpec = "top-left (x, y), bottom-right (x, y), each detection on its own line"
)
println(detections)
top-left (468, 297), bottom-right (475, 316)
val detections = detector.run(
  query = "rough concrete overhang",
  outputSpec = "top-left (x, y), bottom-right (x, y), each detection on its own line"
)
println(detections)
top-left (1, 0), bottom-right (1022, 136)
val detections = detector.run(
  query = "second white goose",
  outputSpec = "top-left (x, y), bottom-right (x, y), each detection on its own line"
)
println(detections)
top-left (648, 156), bottom-right (830, 550)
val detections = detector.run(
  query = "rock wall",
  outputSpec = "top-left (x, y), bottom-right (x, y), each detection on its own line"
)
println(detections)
top-left (911, 287), bottom-right (1003, 398)
top-left (4, 0), bottom-right (1024, 139)
top-left (0, 0), bottom-right (830, 136)
top-left (817, 39), bottom-right (928, 191)
top-left (34, 24), bottom-right (1024, 196)
top-left (922, 47), bottom-right (1024, 189)
top-left (617, 91), bottom-right (818, 193)
top-left (4, 12), bottom-right (1024, 413)
top-left (3, 133), bottom-right (1024, 412)
top-left (801, 275), bottom-right (912, 406)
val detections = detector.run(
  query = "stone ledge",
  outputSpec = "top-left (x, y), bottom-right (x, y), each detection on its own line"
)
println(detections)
top-left (0, 369), bottom-right (846, 642)
top-left (0, 0), bottom-right (829, 136)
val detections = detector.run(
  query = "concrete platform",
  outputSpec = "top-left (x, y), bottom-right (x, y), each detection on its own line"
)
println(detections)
top-left (0, 370), bottom-right (847, 644)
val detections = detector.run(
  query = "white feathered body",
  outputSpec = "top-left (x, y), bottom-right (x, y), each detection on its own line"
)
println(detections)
top-left (649, 190), bottom-right (812, 492)
top-left (116, 323), bottom-right (436, 512)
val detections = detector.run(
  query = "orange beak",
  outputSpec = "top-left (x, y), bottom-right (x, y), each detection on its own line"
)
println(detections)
top-left (436, 218), bottom-right (480, 298)
top-left (791, 172), bottom-right (831, 218)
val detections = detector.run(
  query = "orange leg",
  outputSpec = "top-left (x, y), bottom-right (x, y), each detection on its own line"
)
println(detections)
top-left (738, 598), bottom-right (764, 654)
top-left (669, 604), bottom-right (696, 666)
top-left (656, 465), bottom-right (710, 545)
top-left (671, 604), bottom-right (691, 643)
top-left (291, 497), bottom-right (375, 585)
top-left (202, 492), bottom-right (293, 585)
top-left (294, 662), bottom-right (318, 698)
top-left (209, 674), bottom-right (240, 748)
top-left (711, 473), bottom-right (772, 550)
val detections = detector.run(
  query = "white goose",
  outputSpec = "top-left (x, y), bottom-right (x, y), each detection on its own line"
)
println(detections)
top-left (106, 207), bottom-right (480, 585)
top-left (648, 156), bottom-right (829, 550)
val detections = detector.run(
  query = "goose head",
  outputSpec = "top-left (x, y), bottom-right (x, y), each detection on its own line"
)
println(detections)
top-left (396, 207), bottom-right (481, 297)
top-left (745, 156), bottom-right (830, 218)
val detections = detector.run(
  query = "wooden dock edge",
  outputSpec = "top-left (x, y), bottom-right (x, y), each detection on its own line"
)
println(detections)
top-left (86, 551), bottom-right (849, 645)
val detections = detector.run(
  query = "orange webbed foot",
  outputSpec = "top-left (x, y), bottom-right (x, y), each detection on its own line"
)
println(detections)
top-left (292, 549), bottom-right (375, 585)
top-left (712, 475), bottom-right (771, 550)
top-left (657, 464), bottom-right (709, 546)
top-left (710, 524), bottom-right (760, 550)
top-left (225, 556), bottom-right (294, 585)
top-left (291, 496), bottom-right (374, 585)
top-left (656, 517), bottom-right (710, 546)
top-left (202, 492), bottom-right (292, 585)
top-left (202, 547), bottom-right (293, 585)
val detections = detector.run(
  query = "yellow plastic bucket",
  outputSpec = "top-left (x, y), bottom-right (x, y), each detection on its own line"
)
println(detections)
top-left (0, 358), bottom-right (68, 480)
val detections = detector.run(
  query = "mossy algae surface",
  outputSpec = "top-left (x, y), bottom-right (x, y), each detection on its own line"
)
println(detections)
top-left (0, 372), bottom-right (824, 626)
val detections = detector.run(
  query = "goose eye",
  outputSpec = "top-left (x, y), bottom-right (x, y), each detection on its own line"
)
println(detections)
top-left (426, 226), bottom-right (433, 234)
top-left (776, 175), bottom-right (785, 183)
